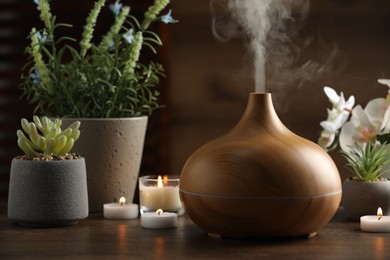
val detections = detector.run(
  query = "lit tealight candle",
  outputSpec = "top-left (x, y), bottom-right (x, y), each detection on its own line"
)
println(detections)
top-left (139, 175), bottom-right (183, 215)
top-left (361, 207), bottom-right (390, 233)
top-left (103, 197), bottom-right (138, 219)
top-left (141, 209), bottom-right (178, 229)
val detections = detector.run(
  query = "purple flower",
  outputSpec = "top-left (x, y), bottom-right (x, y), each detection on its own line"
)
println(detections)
top-left (31, 68), bottom-right (41, 85)
top-left (159, 10), bottom-right (178, 24)
top-left (109, 0), bottom-right (122, 16)
top-left (33, 0), bottom-right (40, 10)
top-left (36, 30), bottom-right (51, 44)
top-left (122, 29), bottom-right (134, 44)
top-left (108, 39), bottom-right (115, 49)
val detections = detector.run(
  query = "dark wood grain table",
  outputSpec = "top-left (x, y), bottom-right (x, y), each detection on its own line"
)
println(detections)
top-left (1, 204), bottom-right (390, 259)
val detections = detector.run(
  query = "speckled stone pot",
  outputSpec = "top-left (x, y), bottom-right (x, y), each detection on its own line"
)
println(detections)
top-left (62, 117), bottom-right (148, 212)
top-left (342, 178), bottom-right (390, 219)
top-left (7, 157), bottom-right (88, 227)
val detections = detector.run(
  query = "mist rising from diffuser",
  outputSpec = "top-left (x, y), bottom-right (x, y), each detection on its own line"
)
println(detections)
top-left (224, 0), bottom-right (274, 93)
top-left (211, 0), bottom-right (339, 97)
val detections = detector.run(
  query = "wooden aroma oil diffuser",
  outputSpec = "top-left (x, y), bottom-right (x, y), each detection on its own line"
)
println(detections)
top-left (179, 93), bottom-right (342, 238)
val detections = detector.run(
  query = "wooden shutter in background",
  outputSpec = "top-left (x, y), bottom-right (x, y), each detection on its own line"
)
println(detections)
top-left (0, 0), bottom-right (34, 202)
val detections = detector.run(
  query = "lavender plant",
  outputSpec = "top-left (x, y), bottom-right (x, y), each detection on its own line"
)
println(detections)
top-left (17, 116), bottom-right (80, 157)
top-left (20, 0), bottom-right (177, 118)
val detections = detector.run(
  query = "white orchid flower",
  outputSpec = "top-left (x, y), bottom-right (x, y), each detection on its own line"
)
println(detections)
top-left (324, 86), bottom-right (355, 112)
top-left (319, 80), bottom-right (390, 152)
top-left (364, 98), bottom-right (390, 132)
top-left (323, 86), bottom-right (340, 106)
top-left (378, 79), bottom-right (390, 102)
top-left (362, 80), bottom-right (390, 135)
top-left (318, 115), bottom-right (345, 149)
top-left (318, 87), bottom-right (355, 149)
top-left (378, 79), bottom-right (390, 88)
top-left (339, 80), bottom-right (390, 153)
top-left (323, 86), bottom-right (355, 123)
top-left (318, 130), bottom-right (336, 149)
top-left (339, 105), bottom-right (380, 152)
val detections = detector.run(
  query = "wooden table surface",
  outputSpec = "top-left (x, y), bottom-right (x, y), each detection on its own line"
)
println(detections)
top-left (1, 205), bottom-right (390, 259)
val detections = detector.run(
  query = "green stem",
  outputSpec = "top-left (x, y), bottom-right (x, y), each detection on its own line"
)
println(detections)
top-left (80, 0), bottom-right (106, 57)
top-left (141, 0), bottom-right (170, 30)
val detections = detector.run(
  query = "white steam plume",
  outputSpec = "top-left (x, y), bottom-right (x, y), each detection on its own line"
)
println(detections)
top-left (225, 0), bottom-right (273, 93)
top-left (211, 0), bottom-right (330, 95)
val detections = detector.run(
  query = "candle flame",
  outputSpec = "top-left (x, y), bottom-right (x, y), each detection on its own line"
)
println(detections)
top-left (156, 209), bottom-right (163, 215)
top-left (119, 197), bottom-right (126, 206)
top-left (163, 175), bottom-right (169, 185)
top-left (157, 175), bottom-right (163, 188)
top-left (377, 207), bottom-right (383, 217)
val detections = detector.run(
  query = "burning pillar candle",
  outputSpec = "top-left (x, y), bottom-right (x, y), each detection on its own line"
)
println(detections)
top-left (141, 209), bottom-right (177, 229)
top-left (103, 197), bottom-right (138, 219)
top-left (361, 207), bottom-right (390, 233)
top-left (139, 175), bottom-right (183, 215)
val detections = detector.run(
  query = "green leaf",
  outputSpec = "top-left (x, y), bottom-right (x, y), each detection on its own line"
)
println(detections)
top-left (17, 138), bottom-right (38, 156)
top-left (59, 138), bottom-right (74, 155)
top-left (53, 135), bottom-right (67, 155)
top-left (340, 142), bottom-right (390, 181)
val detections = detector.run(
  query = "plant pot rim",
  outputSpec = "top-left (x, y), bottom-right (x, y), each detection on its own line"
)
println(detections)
top-left (345, 177), bottom-right (390, 183)
top-left (12, 156), bottom-right (85, 163)
top-left (59, 116), bottom-right (148, 121)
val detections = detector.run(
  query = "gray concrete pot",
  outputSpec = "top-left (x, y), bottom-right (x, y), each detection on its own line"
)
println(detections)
top-left (7, 157), bottom-right (88, 227)
top-left (342, 178), bottom-right (390, 219)
top-left (62, 117), bottom-right (148, 212)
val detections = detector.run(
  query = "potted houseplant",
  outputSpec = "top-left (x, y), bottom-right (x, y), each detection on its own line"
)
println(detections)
top-left (7, 116), bottom-right (88, 227)
top-left (341, 142), bottom-right (390, 219)
top-left (19, 0), bottom-right (177, 212)
top-left (318, 79), bottom-right (390, 219)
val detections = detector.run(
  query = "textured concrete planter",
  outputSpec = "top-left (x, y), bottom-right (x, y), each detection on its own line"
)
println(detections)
top-left (8, 157), bottom-right (88, 227)
top-left (342, 178), bottom-right (390, 219)
top-left (63, 117), bottom-right (148, 212)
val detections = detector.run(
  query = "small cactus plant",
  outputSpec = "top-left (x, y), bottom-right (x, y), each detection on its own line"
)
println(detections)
top-left (17, 116), bottom-right (80, 158)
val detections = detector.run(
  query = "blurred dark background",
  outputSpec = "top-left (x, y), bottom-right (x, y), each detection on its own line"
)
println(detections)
top-left (1, 0), bottom-right (390, 203)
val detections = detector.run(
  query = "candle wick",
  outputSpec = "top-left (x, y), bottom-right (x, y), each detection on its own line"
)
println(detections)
top-left (378, 216), bottom-right (382, 221)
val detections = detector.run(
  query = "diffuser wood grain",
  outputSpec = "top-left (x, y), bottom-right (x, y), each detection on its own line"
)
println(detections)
top-left (180, 93), bottom-right (342, 238)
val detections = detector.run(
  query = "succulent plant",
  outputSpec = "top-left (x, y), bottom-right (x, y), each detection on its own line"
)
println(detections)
top-left (341, 142), bottom-right (390, 182)
top-left (17, 116), bottom-right (80, 157)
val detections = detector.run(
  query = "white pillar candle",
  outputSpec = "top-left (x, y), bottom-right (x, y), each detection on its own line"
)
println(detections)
top-left (361, 207), bottom-right (390, 233)
top-left (141, 209), bottom-right (177, 229)
top-left (103, 197), bottom-right (138, 219)
top-left (139, 175), bottom-right (182, 213)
